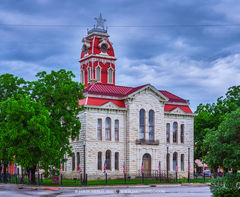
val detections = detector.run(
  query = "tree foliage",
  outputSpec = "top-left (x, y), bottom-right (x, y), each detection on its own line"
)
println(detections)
top-left (194, 85), bottom-right (240, 160)
top-left (0, 70), bottom-right (84, 178)
top-left (203, 109), bottom-right (240, 171)
top-left (0, 94), bottom-right (51, 174)
top-left (30, 69), bottom-right (84, 171)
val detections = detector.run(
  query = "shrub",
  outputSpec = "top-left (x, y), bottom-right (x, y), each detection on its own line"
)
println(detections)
top-left (210, 173), bottom-right (240, 197)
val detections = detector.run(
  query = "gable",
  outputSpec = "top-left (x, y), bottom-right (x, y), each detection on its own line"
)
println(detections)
top-left (101, 101), bottom-right (120, 109)
top-left (127, 84), bottom-right (168, 102)
top-left (164, 104), bottom-right (193, 114)
top-left (171, 107), bottom-right (185, 114)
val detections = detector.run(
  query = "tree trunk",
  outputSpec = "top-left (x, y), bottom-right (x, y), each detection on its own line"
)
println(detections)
top-left (29, 168), bottom-right (36, 184)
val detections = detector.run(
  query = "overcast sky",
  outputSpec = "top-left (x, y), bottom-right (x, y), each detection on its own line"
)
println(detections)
top-left (0, 0), bottom-right (240, 111)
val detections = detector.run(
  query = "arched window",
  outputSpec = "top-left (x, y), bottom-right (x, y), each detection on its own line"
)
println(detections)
top-left (106, 150), bottom-right (111, 170)
top-left (81, 70), bottom-right (85, 84)
top-left (181, 124), bottom-right (184, 143)
top-left (72, 153), bottom-right (75, 171)
top-left (166, 123), bottom-right (170, 143)
top-left (149, 110), bottom-right (154, 141)
top-left (166, 153), bottom-right (170, 172)
top-left (108, 67), bottom-right (113, 84)
top-left (115, 152), bottom-right (119, 170)
top-left (173, 152), bottom-right (178, 171)
top-left (115, 119), bottom-right (119, 141)
top-left (97, 119), bottom-right (102, 140)
top-left (105, 117), bottom-right (111, 140)
top-left (77, 152), bottom-right (80, 170)
top-left (87, 67), bottom-right (91, 82)
top-left (98, 152), bottom-right (102, 170)
top-left (95, 66), bottom-right (101, 82)
top-left (139, 109), bottom-right (145, 140)
top-left (181, 154), bottom-right (184, 171)
top-left (173, 122), bottom-right (178, 143)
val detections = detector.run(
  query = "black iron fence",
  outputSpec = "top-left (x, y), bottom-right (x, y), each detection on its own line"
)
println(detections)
top-left (0, 170), bottom-right (235, 186)
top-left (0, 172), bottom-right (44, 185)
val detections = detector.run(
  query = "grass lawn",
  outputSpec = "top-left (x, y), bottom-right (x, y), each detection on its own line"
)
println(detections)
top-left (2, 176), bottom-right (211, 186)
top-left (41, 177), bottom-right (211, 187)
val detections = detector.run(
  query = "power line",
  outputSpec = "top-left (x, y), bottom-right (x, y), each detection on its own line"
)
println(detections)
top-left (0, 24), bottom-right (240, 28)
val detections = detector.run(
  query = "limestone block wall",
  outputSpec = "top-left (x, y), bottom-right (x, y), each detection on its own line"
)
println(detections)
top-left (84, 108), bottom-right (126, 179)
top-left (63, 111), bottom-right (86, 179)
top-left (64, 88), bottom-right (195, 180)
top-left (126, 89), bottom-right (165, 177)
top-left (164, 113), bottom-right (194, 177)
top-left (64, 107), bottom-right (127, 180)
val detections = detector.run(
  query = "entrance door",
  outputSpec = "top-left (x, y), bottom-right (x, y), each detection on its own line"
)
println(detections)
top-left (142, 153), bottom-right (151, 176)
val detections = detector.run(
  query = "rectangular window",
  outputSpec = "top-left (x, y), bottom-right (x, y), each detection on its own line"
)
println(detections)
top-left (108, 68), bottom-right (113, 83)
top-left (181, 154), bottom-right (184, 171)
top-left (97, 119), bottom-right (102, 140)
top-left (167, 152), bottom-right (170, 171)
top-left (115, 120), bottom-right (119, 141)
top-left (88, 67), bottom-right (91, 82)
top-left (105, 118), bottom-right (111, 141)
top-left (115, 152), bottom-right (119, 170)
top-left (181, 124), bottom-right (184, 143)
top-left (81, 70), bottom-right (85, 84)
top-left (173, 122), bottom-right (178, 143)
top-left (72, 153), bottom-right (75, 171)
top-left (98, 152), bottom-right (102, 170)
top-left (166, 123), bottom-right (170, 143)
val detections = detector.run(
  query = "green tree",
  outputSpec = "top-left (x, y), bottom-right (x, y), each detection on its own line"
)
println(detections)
top-left (194, 85), bottom-right (240, 160)
top-left (0, 94), bottom-right (51, 183)
top-left (203, 109), bottom-right (240, 172)
top-left (0, 74), bottom-right (27, 102)
top-left (0, 74), bottom-right (28, 173)
top-left (30, 69), bottom-right (84, 173)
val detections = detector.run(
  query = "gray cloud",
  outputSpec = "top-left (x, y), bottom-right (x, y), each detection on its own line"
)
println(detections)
top-left (0, 0), bottom-right (239, 111)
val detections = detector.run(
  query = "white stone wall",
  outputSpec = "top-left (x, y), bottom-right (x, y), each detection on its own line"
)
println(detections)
top-left (125, 89), bottom-right (165, 176)
top-left (64, 88), bottom-right (195, 180)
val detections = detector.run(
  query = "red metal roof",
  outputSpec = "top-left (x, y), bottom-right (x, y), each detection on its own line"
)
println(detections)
top-left (84, 83), bottom-right (148, 97)
top-left (82, 84), bottom-right (192, 113)
top-left (164, 104), bottom-right (192, 113)
top-left (79, 97), bottom-right (125, 108)
top-left (159, 90), bottom-right (187, 104)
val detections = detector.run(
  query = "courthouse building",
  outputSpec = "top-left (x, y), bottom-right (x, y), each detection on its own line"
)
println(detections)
top-left (63, 14), bottom-right (195, 179)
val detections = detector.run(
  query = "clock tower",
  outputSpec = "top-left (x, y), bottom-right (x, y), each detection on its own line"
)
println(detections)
top-left (79, 13), bottom-right (117, 87)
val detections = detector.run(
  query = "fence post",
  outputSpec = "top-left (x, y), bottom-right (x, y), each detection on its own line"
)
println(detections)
top-left (85, 174), bottom-right (88, 185)
top-left (80, 173), bottom-right (82, 185)
top-left (105, 173), bottom-right (107, 185)
top-left (21, 169), bottom-right (24, 184)
top-left (9, 173), bottom-right (11, 184)
top-left (41, 173), bottom-right (43, 185)
top-left (37, 172), bottom-right (40, 186)
top-left (142, 173), bottom-right (144, 184)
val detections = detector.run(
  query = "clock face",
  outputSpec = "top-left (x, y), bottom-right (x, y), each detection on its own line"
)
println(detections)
top-left (101, 44), bottom-right (107, 52)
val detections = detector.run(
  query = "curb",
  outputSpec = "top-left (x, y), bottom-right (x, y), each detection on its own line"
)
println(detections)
top-left (0, 183), bottom-right (210, 190)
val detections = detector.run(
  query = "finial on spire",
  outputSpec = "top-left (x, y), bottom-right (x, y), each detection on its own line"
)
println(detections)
top-left (94, 13), bottom-right (106, 29)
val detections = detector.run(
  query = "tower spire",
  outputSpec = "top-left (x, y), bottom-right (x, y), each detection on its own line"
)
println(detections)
top-left (80, 15), bottom-right (117, 87)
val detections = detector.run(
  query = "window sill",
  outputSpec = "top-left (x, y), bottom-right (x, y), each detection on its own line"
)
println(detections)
top-left (135, 139), bottom-right (159, 145)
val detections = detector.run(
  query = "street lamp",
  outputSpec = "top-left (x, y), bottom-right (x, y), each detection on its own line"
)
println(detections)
top-left (166, 145), bottom-right (169, 181)
top-left (188, 146), bottom-right (190, 183)
top-left (83, 141), bottom-right (86, 185)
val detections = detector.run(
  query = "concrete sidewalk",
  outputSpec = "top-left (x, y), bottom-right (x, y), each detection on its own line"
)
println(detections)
top-left (0, 182), bottom-right (210, 190)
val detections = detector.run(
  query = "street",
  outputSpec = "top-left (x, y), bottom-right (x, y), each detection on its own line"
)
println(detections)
top-left (0, 185), bottom-right (211, 197)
